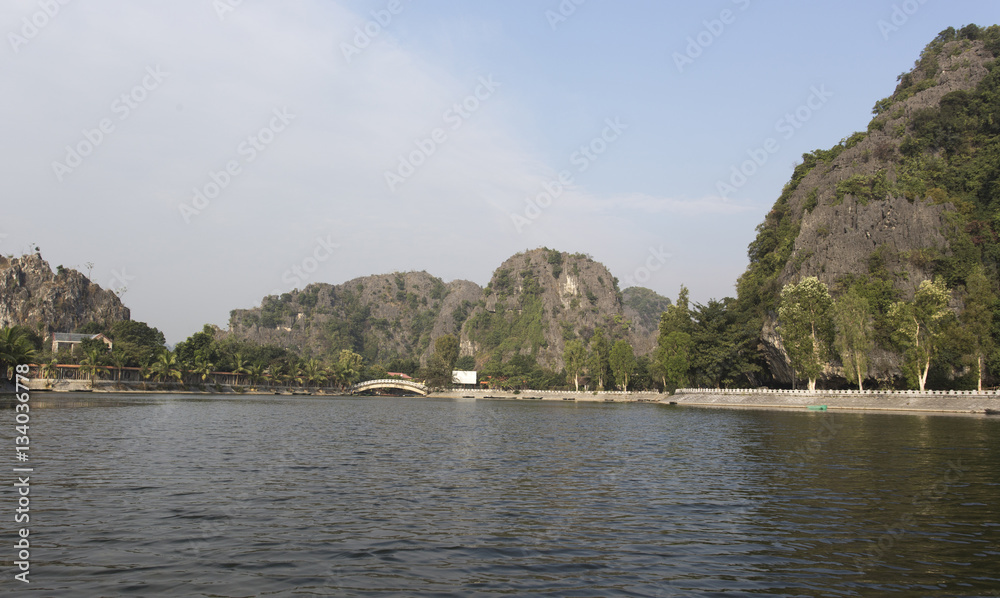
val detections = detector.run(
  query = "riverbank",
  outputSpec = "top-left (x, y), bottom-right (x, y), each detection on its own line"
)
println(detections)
top-left (430, 388), bottom-right (665, 402)
top-left (8, 379), bottom-right (665, 401)
top-left (11, 380), bottom-right (999, 414)
top-left (671, 388), bottom-right (1000, 414)
top-left (8, 378), bottom-right (346, 396)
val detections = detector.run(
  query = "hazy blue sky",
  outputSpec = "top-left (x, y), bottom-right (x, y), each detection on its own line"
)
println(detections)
top-left (2, 0), bottom-right (995, 343)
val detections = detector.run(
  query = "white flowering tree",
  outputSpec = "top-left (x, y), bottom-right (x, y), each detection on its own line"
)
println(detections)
top-left (778, 277), bottom-right (835, 391)
top-left (889, 277), bottom-right (953, 391)
top-left (834, 287), bottom-right (874, 391)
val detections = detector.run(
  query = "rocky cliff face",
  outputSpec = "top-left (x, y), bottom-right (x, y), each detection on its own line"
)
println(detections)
top-left (622, 286), bottom-right (672, 355)
top-left (228, 249), bottom-right (667, 370)
top-left (227, 271), bottom-right (482, 364)
top-left (775, 41), bottom-right (994, 298)
top-left (740, 29), bottom-right (1000, 384)
top-left (0, 253), bottom-right (130, 333)
top-left (459, 249), bottom-right (659, 370)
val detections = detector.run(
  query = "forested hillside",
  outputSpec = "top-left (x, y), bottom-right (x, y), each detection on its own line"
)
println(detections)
top-left (224, 248), bottom-right (669, 388)
top-left (726, 25), bottom-right (1000, 389)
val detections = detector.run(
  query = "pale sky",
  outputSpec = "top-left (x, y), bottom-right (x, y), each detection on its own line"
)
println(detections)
top-left (2, 0), bottom-right (995, 344)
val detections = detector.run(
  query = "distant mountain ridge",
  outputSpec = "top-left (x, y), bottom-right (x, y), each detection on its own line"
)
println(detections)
top-left (227, 248), bottom-right (670, 371)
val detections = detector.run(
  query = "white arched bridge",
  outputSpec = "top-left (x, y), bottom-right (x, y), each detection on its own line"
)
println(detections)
top-left (348, 379), bottom-right (429, 396)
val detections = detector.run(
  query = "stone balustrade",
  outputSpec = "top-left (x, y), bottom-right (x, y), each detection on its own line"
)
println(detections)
top-left (675, 388), bottom-right (1000, 397)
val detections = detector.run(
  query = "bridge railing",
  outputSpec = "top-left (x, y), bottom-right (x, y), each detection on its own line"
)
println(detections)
top-left (348, 379), bottom-right (429, 392)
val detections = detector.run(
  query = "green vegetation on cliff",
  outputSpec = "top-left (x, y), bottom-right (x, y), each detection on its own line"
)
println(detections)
top-left (727, 25), bottom-right (1000, 389)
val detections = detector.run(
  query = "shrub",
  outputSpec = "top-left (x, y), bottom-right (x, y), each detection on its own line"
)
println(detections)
top-left (804, 188), bottom-right (819, 213)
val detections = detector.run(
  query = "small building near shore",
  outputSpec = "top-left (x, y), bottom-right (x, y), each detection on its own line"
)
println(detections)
top-left (50, 333), bottom-right (113, 354)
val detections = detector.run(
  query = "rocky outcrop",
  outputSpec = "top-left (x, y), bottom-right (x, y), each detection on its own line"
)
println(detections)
top-left (0, 253), bottom-right (130, 333)
top-left (743, 33), bottom-right (1000, 384)
top-left (227, 271), bottom-right (483, 364)
top-left (622, 286), bottom-right (672, 355)
top-left (228, 249), bottom-right (666, 370)
top-left (458, 249), bottom-right (658, 370)
top-left (773, 40), bottom-right (994, 298)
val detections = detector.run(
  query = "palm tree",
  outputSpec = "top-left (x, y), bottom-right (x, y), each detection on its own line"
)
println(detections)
top-left (336, 350), bottom-right (364, 388)
top-left (324, 365), bottom-right (342, 389)
top-left (0, 327), bottom-right (38, 380)
top-left (79, 346), bottom-right (105, 386)
top-left (109, 350), bottom-right (126, 382)
top-left (267, 363), bottom-right (287, 389)
top-left (139, 358), bottom-right (152, 390)
top-left (150, 351), bottom-right (183, 386)
top-left (42, 359), bottom-right (59, 381)
top-left (232, 353), bottom-right (250, 387)
top-left (303, 358), bottom-right (327, 389)
top-left (192, 355), bottom-right (215, 384)
top-left (247, 363), bottom-right (265, 389)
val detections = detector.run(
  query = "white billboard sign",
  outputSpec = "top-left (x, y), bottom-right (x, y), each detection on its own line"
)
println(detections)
top-left (452, 370), bottom-right (477, 385)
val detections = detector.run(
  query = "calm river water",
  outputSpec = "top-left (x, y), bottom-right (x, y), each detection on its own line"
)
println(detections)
top-left (3, 394), bottom-right (999, 596)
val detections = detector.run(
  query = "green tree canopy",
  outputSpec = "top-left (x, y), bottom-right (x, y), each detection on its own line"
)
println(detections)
top-left (587, 327), bottom-right (611, 390)
top-left (656, 331), bottom-right (691, 393)
top-left (79, 346), bottom-right (105, 383)
top-left (609, 340), bottom-right (636, 391)
top-left (109, 320), bottom-right (166, 366)
top-left (778, 277), bottom-right (835, 390)
top-left (655, 286), bottom-right (695, 391)
top-left (890, 277), bottom-right (954, 391)
top-left (960, 268), bottom-right (998, 391)
top-left (433, 335), bottom-right (460, 371)
top-left (833, 286), bottom-right (874, 390)
top-left (336, 349), bottom-right (365, 386)
top-left (454, 355), bottom-right (476, 371)
top-left (0, 327), bottom-right (39, 380)
top-left (563, 339), bottom-right (587, 392)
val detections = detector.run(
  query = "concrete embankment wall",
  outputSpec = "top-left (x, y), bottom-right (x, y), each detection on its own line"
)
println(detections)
top-left (671, 388), bottom-right (1000, 414)
top-left (431, 388), bottom-right (665, 402)
top-left (25, 378), bottom-right (92, 392)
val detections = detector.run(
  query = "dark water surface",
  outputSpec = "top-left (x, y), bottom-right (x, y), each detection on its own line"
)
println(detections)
top-left (3, 394), bottom-right (999, 596)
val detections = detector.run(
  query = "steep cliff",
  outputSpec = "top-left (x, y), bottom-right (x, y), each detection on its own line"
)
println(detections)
top-left (738, 26), bottom-right (1000, 383)
top-left (227, 271), bottom-right (482, 364)
top-left (228, 249), bottom-right (665, 371)
top-left (459, 249), bottom-right (658, 370)
top-left (622, 286), bottom-right (672, 355)
top-left (0, 253), bottom-right (130, 333)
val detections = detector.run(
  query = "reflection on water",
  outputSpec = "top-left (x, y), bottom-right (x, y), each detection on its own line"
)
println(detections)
top-left (4, 394), bottom-right (999, 596)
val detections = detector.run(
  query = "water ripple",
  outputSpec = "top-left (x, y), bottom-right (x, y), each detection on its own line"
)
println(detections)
top-left (5, 394), bottom-right (999, 596)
